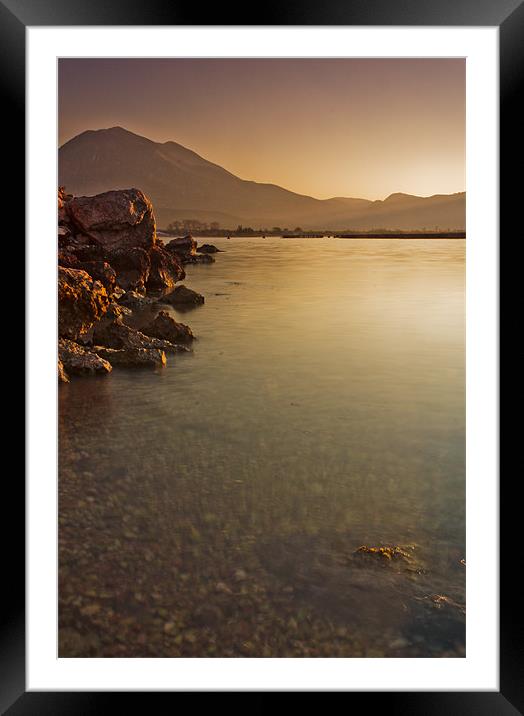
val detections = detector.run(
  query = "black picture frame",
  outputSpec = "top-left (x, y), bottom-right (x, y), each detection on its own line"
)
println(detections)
top-left (8, 0), bottom-right (516, 710)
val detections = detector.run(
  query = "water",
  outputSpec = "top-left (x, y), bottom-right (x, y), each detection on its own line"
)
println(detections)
top-left (59, 237), bottom-right (465, 658)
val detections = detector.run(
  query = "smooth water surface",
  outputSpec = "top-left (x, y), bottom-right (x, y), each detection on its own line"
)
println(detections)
top-left (59, 238), bottom-right (465, 657)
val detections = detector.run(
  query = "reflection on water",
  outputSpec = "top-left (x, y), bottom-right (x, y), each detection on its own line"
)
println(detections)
top-left (59, 238), bottom-right (465, 657)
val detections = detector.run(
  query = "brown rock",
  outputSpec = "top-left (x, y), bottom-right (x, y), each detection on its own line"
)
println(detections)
top-left (105, 246), bottom-right (151, 292)
top-left (145, 245), bottom-right (185, 291)
top-left (184, 252), bottom-right (215, 264)
top-left (67, 188), bottom-right (156, 251)
top-left (59, 338), bottom-right (112, 376)
top-left (164, 235), bottom-right (197, 257)
top-left (159, 285), bottom-right (204, 306)
top-left (78, 261), bottom-right (116, 294)
top-left (141, 310), bottom-right (194, 343)
top-left (93, 316), bottom-right (189, 353)
top-left (58, 267), bottom-right (110, 341)
top-left (196, 243), bottom-right (221, 254)
top-left (94, 346), bottom-right (166, 368)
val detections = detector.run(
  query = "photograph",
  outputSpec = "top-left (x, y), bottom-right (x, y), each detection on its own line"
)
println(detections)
top-left (56, 57), bottom-right (466, 659)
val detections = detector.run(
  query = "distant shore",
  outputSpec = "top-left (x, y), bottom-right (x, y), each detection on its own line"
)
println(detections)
top-left (158, 230), bottom-right (466, 240)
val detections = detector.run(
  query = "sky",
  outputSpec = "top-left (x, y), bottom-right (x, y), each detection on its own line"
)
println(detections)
top-left (59, 58), bottom-right (465, 201)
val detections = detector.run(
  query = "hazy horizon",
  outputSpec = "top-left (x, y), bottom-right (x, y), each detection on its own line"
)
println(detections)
top-left (59, 58), bottom-right (465, 201)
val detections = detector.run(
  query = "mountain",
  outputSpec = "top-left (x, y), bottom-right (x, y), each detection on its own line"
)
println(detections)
top-left (59, 127), bottom-right (465, 231)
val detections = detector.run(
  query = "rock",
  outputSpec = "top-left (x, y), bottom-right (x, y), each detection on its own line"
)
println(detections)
top-left (93, 316), bottom-right (189, 353)
top-left (184, 253), bottom-right (215, 264)
top-left (94, 346), bottom-right (166, 368)
top-left (117, 290), bottom-right (155, 311)
top-left (141, 310), bottom-right (194, 343)
top-left (63, 240), bottom-right (105, 262)
top-left (196, 243), bottom-right (221, 253)
top-left (58, 267), bottom-right (110, 341)
top-left (105, 246), bottom-right (151, 292)
top-left (58, 253), bottom-right (116, 294)
top-left (77, 261), bottom-right (117, 294)
top-left (145, 245), bottom-right (185, 291)
top-left (158, 285), bottom-right (204, 306)
top-left (58, 250), bottom-right (81, 269)
top-left (58, 359), bottom-right (69, 383)
top-left (59, 338), bottom-right (112, 376)
top-left (58, 186), bottom-right (73, 225)
top-left (67, 188), bottom-right (156, 251)
top-left (164, 235), bottom-right (197, 257)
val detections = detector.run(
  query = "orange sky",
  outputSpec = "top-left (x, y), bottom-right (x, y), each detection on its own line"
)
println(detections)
top-left (59, 58), bottom-right (465, 201)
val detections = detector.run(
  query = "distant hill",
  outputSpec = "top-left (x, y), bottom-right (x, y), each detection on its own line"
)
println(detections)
top-left (59, 127), bottom-right (465, 231)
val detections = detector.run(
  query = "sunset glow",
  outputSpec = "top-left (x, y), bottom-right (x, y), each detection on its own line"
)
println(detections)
top-left (59, 58), bottom-right (465, 201)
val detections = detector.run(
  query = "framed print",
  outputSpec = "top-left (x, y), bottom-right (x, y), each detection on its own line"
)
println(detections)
top-left (6, 0), bottom-right (518, 710)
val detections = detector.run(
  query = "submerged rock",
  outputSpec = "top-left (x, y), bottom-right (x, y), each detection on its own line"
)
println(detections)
top-left (67, 188), bottom-right (156, 251)
top-left (141, 310), bottom-right (194, 343)
top-left (58, 267), bottom-right (110, 341)
top-left (158, 285), bottom-right (204, 306)
top-left (59, 338), bottom-right (112, 376)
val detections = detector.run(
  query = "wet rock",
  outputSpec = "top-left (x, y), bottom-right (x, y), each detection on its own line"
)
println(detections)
top-left (105, 246), bottom-right (151, 292)
top-left (141, 310), bottom-right (194, 343)
top-left (93, 316), bottom-right (189, 353)
top-left (159, 285), bottom-right (204, 306)
top-left (145, 245), bottom-right (185, 291)
top-left (67, 188), bottom-right (156, 251)
top-left (196, 243), bottom-right (221, 253)
top-left (59, 338), bottom-right (112, 376)
top-left (94, 346), bottom-right (166, 368)
top-left (58, 267), bottom-right (110, 341)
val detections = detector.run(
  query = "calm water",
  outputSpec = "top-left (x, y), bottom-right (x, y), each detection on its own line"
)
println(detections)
top-left (59, 238), bottom-right (465, 658)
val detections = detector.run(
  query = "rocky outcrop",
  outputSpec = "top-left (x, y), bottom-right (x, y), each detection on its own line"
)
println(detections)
top-left (58, 267), bottom-right (110, 341)
top-left (159, 285), bottom-right (204, 306)
top-left (67, 188), bottom-right (156, 251)
top-left (57, 187), bottom-right (218, 380)
top-left (141, 310), bottom-right (194, 344)
top-left (59, 338), bottom-right (112, 376)
top-left (145, 245), bottom-right (185, 291)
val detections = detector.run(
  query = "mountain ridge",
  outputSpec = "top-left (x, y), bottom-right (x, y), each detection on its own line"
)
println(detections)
top-left (59, 127), bottom-right (465, 231)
